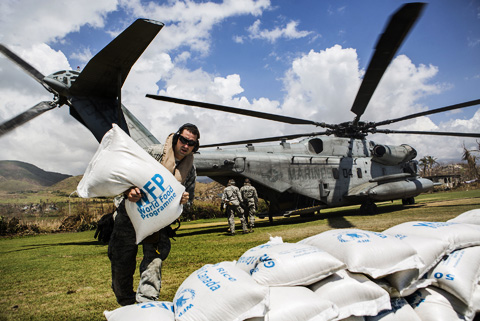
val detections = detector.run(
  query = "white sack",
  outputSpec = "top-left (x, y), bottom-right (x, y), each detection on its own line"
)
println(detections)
top-left (365, 297), bottom-right (421, 321)
top-left (473, 278), bottom-right (480, 312)
top-left (77, 124), bottom-right (185, 244)
top-left (383, 234), bottom-right (450, 295)
top-left (236, 237), bottom-right (345, 286)
top-left (104, 301), bottom-right (174, 321)
top-left (383, 221), bottom-right (480, 252)
top-left (174, 261), bottom-right (268, 321)
top-left (299, 229), bottom-right (423, 279)
top-left (406, 287), bottom-right (473, 321)
top-left (448, 209), bottom-right (480, 225)
top-left (309, 269), bottom-right (391, 320)
top-left (427, 246), bottom-right (480, 306)
top-left (246, 286), bottom-right (339, 321)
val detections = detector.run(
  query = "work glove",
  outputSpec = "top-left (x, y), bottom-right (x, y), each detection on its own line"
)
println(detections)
top-left (94, 212), bottom-right (115, 244)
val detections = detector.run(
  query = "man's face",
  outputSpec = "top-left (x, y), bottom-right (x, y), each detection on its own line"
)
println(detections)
top-left (174, 129), bottom-right (198, 160)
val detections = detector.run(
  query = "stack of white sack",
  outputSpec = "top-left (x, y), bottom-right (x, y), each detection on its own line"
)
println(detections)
top-left (173, 261), bottom-right (269, 321)
top-left (447, 209), bottom-right (480, 225)
top-left (101, 211), bottom-right (479, 321)
top-left (299, 228), bottom-right (424, 280)
top-left (245, 287), bottom-right (339, 321)
top-left (381, 216), bottom-right (480, 321)
top-left (104, 301), bottom-right (174, 320)
top-left (236, 237), bottom-right (391, 321)
top-left (76, 124), bottom-right (185, 244)
top-left (235, 236), bottom-right (346, 286)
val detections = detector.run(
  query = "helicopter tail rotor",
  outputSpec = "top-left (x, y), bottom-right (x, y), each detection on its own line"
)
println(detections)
top-left (0, 44), bottom-right (65, 137)
top-left (0, 101), bottom-right (56, 137)
top-left (0, 44), bottom-right (56, 95)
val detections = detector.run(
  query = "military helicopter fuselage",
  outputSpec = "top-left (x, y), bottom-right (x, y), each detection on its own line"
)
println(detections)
top-left (194, 136), bottom-right (433, 216)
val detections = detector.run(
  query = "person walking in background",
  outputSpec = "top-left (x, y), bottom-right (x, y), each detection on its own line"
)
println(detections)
top-left (240, 178), bottom-right (258, 233)
top-left (221, 179), bottom-right (248, 235)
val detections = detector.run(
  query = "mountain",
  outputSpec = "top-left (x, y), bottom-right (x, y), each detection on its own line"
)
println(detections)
top-left (0, 160), bottom-right (222, 196)
top-left (0, 160), bottom-right (72, 192)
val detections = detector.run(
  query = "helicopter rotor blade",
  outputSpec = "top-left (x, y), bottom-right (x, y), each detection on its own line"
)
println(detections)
top-left (373, 99), bottom-right (480, 127)
top-left (201, 131), bottom-right (331, 148)
top-left (0, 44), bottom-right (56, 95)
top-left (374, 129), bottom-right (480, 138)
top-left (0, 101), bottom-right (56, 137)
top-left (351, 3), bottom-right (425, 123)
top-left (146, 94), bottom-right (325, 127)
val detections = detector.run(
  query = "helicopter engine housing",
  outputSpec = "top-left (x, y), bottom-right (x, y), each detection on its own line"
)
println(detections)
top-left (371, 144), bottom-right (417, 165)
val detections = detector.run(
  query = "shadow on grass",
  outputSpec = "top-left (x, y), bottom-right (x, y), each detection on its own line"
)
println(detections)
top-left (178, 206), bottom-right (364, 237)
top-left (3, 240), bottom-right (103, 253)
top-left (176, 199), bottom-right (463, 238)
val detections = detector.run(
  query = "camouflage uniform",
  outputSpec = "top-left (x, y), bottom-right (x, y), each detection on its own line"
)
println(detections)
top-left (240, 181), bottom-right (258, 231)
top-left (108, 143), bottom-right (196, 306)
top-left (222, 182), bottom-right (248, 234)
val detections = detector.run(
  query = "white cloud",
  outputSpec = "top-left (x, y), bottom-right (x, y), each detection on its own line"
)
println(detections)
top-left (0, 0), bottom-right (117, 46)
top-left (282, 45), bottom-right (361, 124)
top-left (246, 19), bottom-right (312, 43)
top-left (121, 0), bottom-right (271, 54)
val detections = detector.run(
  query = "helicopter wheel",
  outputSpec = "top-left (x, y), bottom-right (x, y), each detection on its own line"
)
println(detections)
top-left (268, 213), bottom-right (274, 224)
top-left (402, 197), bottom-right (415, 205)
top-left (360, 201), bottom-right (378, 215)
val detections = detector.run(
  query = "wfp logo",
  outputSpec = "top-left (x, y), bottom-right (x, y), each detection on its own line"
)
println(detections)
top-left (175, 288), bottom-right (196, 317)
top-left (336, 231), bottom-right (370, 243)
top-left (412, 222), bottom-right (453, 229)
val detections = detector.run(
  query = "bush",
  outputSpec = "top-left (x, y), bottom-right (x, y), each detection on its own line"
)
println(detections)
top-left (0, 216), bottom-right (40, 236)
top-left (182, 201), bottom-right (224, 221)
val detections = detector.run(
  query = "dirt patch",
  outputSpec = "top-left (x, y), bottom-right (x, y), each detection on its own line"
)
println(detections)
top-left (423, 197), bottom-right (480, 207)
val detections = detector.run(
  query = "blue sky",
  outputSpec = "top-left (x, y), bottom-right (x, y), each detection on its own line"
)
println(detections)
top-left (0, 0), bottom-right (479, 175)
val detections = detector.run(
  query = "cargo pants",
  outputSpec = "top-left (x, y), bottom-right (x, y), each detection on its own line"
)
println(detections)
top-left (226, 204), bottom-right (248, 234)
top-left (108, 201), bottom-right (171, 306)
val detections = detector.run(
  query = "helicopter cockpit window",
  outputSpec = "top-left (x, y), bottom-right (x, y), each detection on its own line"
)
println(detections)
top-left (308, 138), bottom-right (323, 154)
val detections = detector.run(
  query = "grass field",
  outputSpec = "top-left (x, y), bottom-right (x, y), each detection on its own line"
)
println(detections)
top-left (1, 189), bottom-right (479, 320)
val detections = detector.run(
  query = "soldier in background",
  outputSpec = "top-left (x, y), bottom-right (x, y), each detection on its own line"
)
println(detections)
top-left (240, 178), bottom-right (258, 233)
top-left (221, 179), bottom-right (248, 235)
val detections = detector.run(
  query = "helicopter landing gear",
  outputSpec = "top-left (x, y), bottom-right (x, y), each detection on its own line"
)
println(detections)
top-left (360, 201), bottom-right (377, 215)
top-left (402, 197), bottom-right (415, 205)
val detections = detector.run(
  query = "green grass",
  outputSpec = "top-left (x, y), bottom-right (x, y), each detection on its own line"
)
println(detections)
top-left (0, 189), bottom-right (479, 320)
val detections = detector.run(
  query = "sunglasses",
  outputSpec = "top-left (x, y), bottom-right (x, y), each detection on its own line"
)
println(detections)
top-left (178, 135), bottom-right (197, 147)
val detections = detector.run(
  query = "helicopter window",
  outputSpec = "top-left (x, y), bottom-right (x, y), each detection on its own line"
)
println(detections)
top-left (332, 168), bottom-right (339, 179)
top-left (357, 168), bottom-right (362, 178)
top-left (308, 139), bottom-right (323, 154)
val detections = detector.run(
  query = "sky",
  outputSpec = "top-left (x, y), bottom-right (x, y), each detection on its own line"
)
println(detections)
top-left (0, 0), bottom-right (479, 176)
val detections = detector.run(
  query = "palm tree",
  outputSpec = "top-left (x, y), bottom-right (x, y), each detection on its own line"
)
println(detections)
top-left (462, 143), bottom-right (479, 180)
top-left (419, 156), bottom-right (438, 176)
top-left (418, 156), bottom-right (429, 177)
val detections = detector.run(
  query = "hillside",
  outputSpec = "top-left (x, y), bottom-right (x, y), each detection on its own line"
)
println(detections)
top-left (0, 160), bottom-right (71, 192)
top-left (0, 160), bottom-right (225, 202)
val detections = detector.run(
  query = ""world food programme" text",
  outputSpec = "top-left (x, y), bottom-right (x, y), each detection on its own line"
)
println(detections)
top-left (136, 174), bottom-right (177, 219)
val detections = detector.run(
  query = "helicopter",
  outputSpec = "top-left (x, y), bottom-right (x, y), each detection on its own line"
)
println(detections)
top-left (0, 4), bottom-right (479, 222)
top-left (145, 2), bottom-right (480, 219)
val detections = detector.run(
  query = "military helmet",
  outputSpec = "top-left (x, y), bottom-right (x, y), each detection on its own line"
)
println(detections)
top-left (228, 179), bottom-right (235, 186)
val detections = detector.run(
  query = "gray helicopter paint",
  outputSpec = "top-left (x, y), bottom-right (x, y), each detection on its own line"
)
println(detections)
top-left (192, 136), bottom-right (426, 208)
